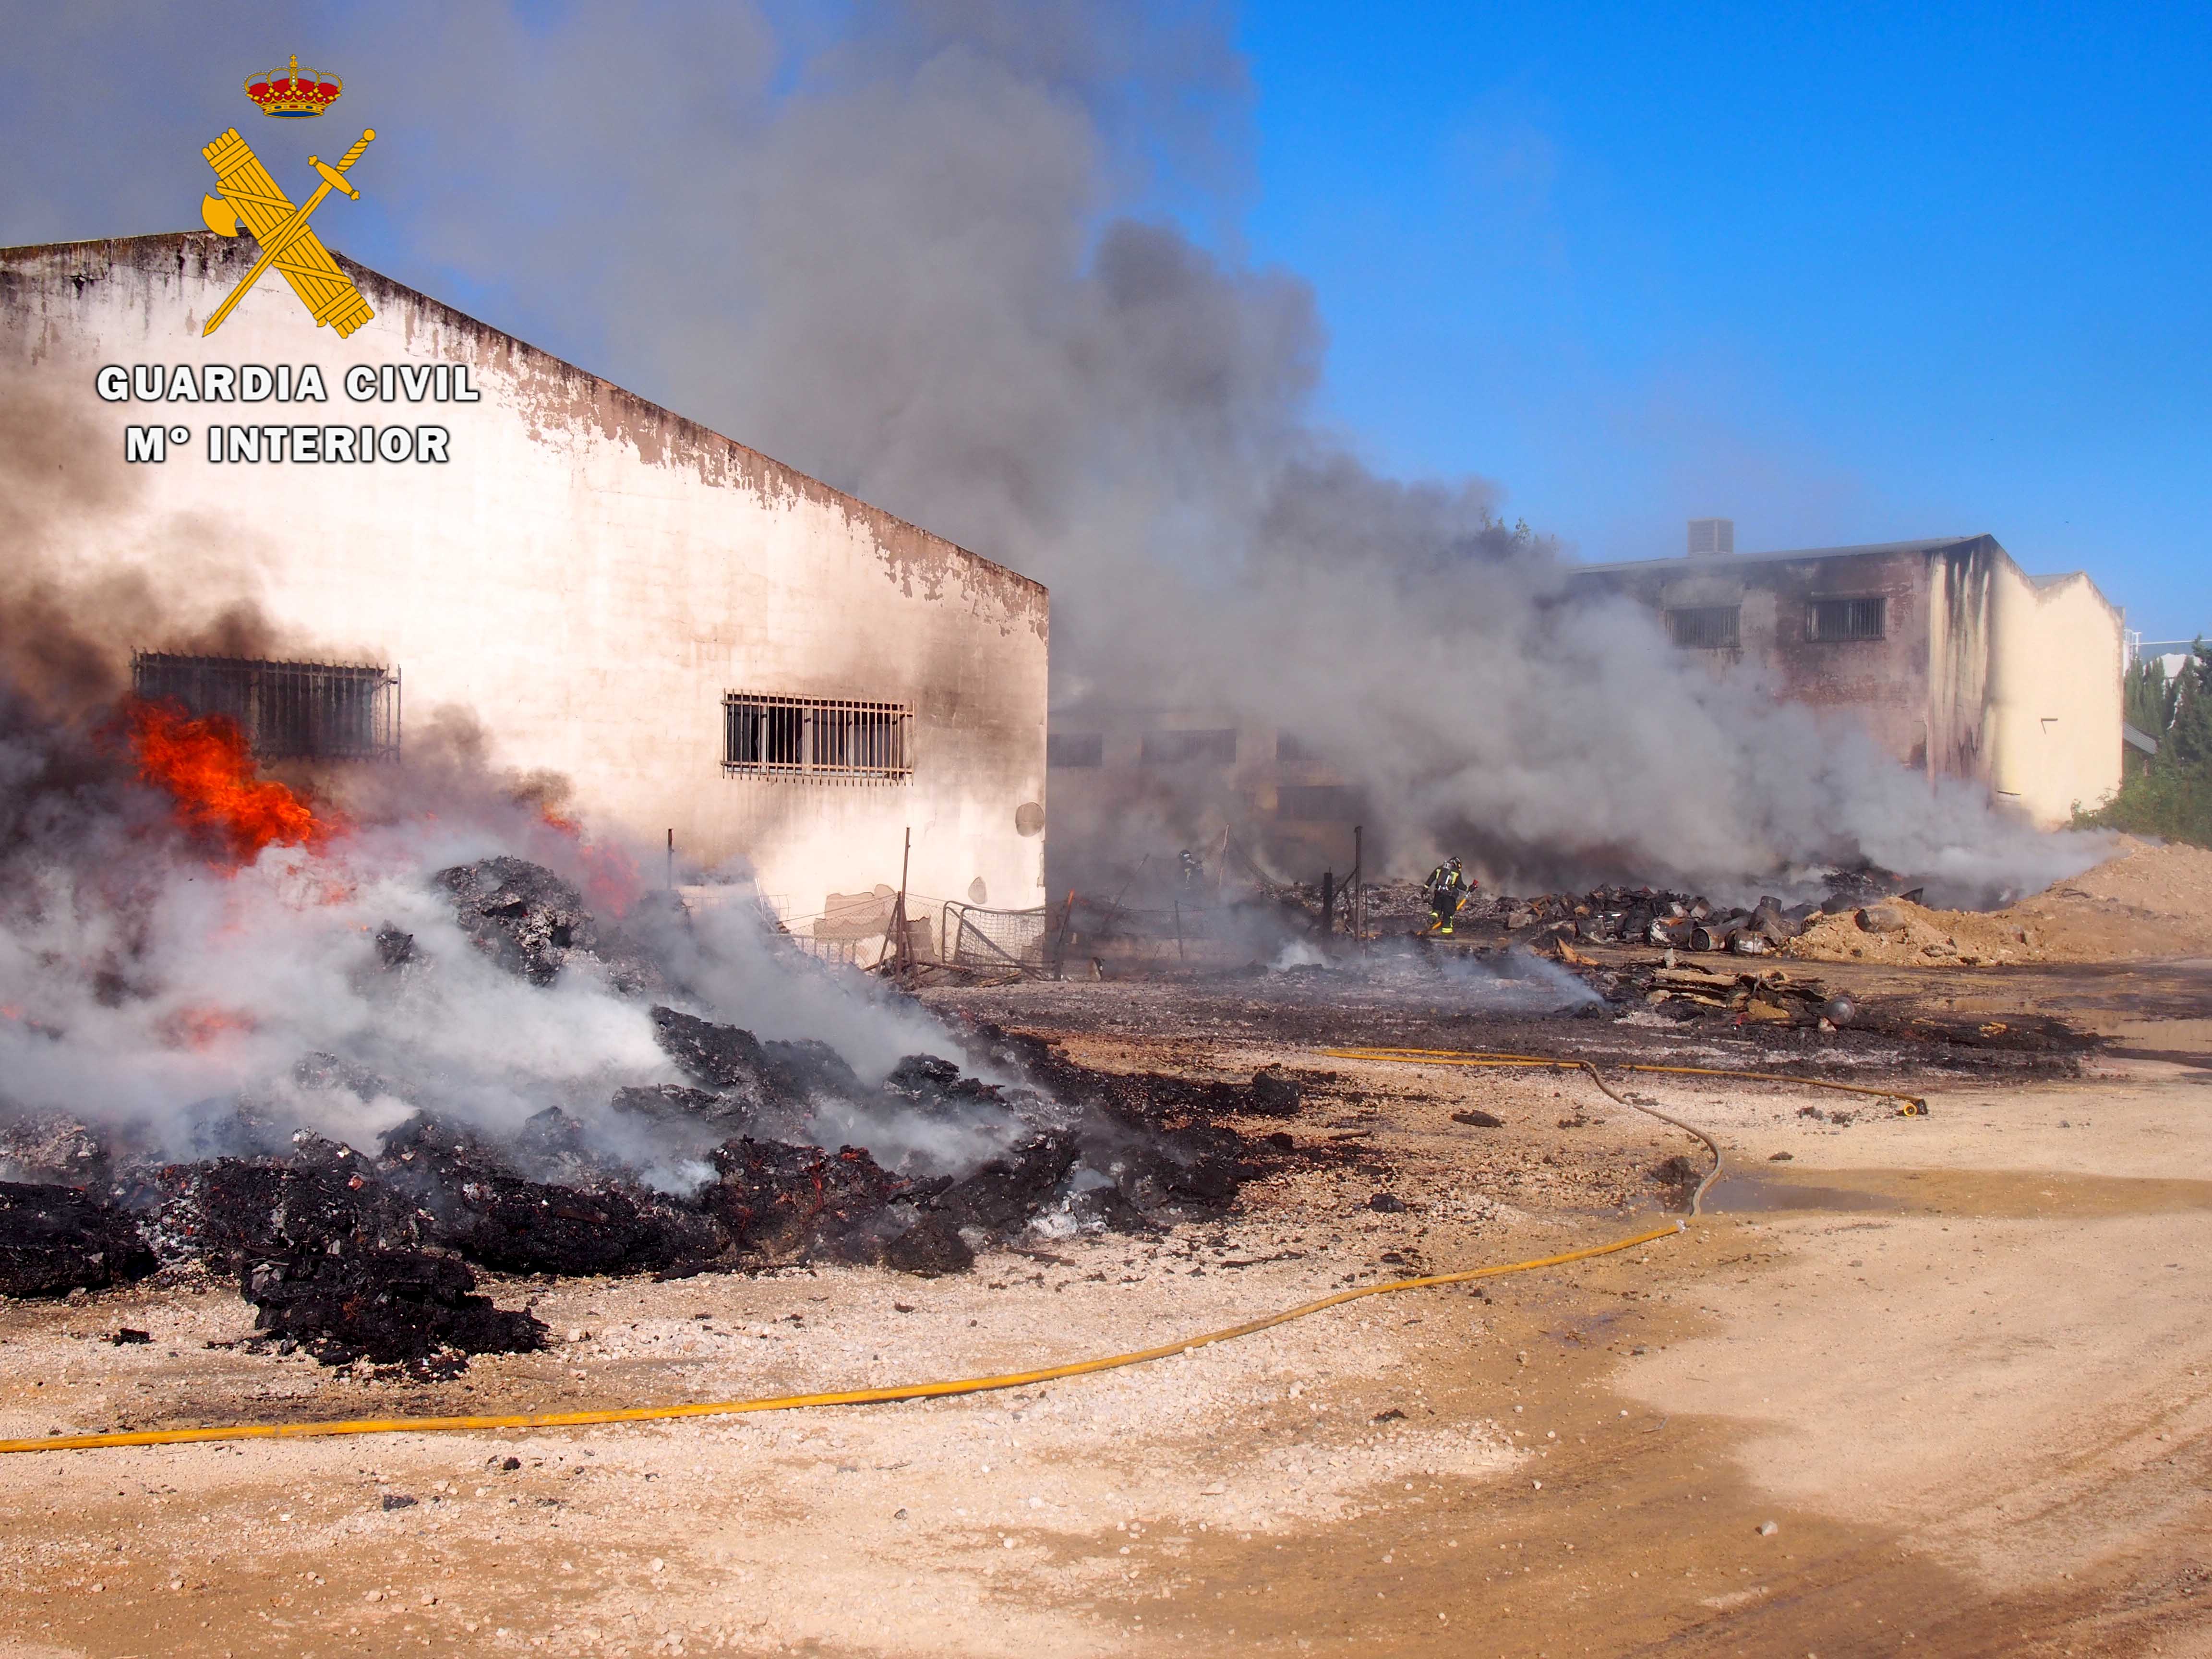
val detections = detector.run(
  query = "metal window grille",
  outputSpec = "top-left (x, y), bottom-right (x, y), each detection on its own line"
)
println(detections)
top-left (1806, 596), bottom-right (1887, 642)
top-left (722, 693), bottom-right (913, 780)
top-left (1140, 728), bottom-right (1238, 765)
top-left (1047, 731), bottom-right (1104, 768)
top-left (130, 652), bottom-right (400, 760)
top-left (1667, 605), bottom-right (1741, 649)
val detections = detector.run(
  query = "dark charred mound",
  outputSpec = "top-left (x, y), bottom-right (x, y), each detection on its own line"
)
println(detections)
top-left (437, 856), bottom-right (594, 986)
top-left (378, 1115), bottom-right (727, 1275)
top-left (0, 858), bottom-right (1294, 1367)
top-left (166, 1123), bottom-right (726, 1284)
top-left (643, 1006), bottom-right (849, 1143)
top-left (0, 1182), bottom-right (156, 1298)
top-left (434, 856), bottom-right (661, 992)
top-left (242, 1247), bottom-right (546, 1370)
top-left (705, 1139), bottom-right (953, 1268)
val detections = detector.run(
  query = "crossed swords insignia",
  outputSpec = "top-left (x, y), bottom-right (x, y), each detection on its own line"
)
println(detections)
top-left (198, 126), bottom-right (376, 337)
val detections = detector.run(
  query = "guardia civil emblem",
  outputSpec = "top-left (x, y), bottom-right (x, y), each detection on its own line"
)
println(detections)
top-left (196, 56), bottom-right (375, 338)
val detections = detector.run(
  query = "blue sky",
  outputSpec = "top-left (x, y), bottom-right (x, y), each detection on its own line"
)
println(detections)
top-left (0, 1), bottom-right (2198, 641)
top-left (1233, 2), bottom-right (2209, 639)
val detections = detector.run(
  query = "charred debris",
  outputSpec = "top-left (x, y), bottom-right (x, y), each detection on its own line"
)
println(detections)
top-left (1359, 878), bottom-right (1850, 955)
top-left (0, 858), bottom-right (1297, 1370)
top-left (1263, 873), bottom-right (2096, 1058)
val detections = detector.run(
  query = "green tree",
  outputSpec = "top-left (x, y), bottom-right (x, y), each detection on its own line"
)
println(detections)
top-left (2124, 655), bottom-right (2176, 746)
top-left (2165, 641), bottom-right (2212, 771)
top-left (2081, 639), bottom-right (2212, 846)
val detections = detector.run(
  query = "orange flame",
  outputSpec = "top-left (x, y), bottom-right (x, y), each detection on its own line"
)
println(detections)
top-left (156, 1005), bottom-right (258, 1051)
top-left (122, 697), bottom-right (336, 864)
top-left (538, 805), bottom-right (642, 917)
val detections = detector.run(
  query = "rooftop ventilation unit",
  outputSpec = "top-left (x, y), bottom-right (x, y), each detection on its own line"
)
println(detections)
top-left (1687, 517), bottom-right (1735, 557)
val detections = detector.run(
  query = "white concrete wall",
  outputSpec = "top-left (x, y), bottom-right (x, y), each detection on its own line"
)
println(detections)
top-left (1985, 564), bottom-right (2124, 827)
top-left (1, 234), bottom-right (1049, 918)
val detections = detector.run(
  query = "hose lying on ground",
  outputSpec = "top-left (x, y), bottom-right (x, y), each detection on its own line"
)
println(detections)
top-left (1326, 1046), bottom-right (1930, 1116)
top-left (0, 1048), bottom-right (1740, 1456)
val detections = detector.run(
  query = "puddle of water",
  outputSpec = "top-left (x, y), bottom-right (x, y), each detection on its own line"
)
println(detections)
top-left (1707, 1167), bottom-right (2212, 1219)
top-left (1707, 1173), bottom-right (1904, 1214)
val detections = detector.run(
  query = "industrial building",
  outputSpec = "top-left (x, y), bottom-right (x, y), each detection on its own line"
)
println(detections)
top-left (1044, 703), bottom-right (1365, 892)
top-left (0, 233), bottom-right (1050, 934)
top-left (1570, 524), bottom-right (2124, 828)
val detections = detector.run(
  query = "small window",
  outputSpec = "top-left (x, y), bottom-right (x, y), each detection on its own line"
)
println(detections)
top-left (1667, 605), bottom-right (1741, 650)
top-left (1141, 728), bottom-right (1237, 765)
top-left (723, 693), bottom-right (911, 779)
top-left (1047, 732), bottom-right (1104, 769)
top-left (131, 652), bottom-right (399, 760)
top-left (1807, 596), bottom-right (1886, 642)
top-left (1275, 732), bottom-right (1314, 763)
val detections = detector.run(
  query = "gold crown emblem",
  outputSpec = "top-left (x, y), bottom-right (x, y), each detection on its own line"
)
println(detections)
top-left (245, 55), bottom-right (342, 118)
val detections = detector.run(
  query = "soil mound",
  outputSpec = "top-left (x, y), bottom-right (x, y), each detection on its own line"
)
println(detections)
top-left (1787, 839), bottom-right (2212, 966)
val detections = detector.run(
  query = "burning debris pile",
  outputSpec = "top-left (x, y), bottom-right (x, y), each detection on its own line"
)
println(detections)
top-left (0, 683), bottom-right (1287, 1372)
top-left (0, 851), bottom-right (1282, 1370)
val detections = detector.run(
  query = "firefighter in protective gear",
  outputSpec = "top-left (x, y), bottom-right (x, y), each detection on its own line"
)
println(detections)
top-left (1424, 857), bottom-right (1475, 936)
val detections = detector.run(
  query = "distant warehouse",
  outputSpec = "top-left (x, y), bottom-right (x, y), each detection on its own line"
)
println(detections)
top-left (1569, 525), bottom-right (2123, 829)
top-left (0, 233), bottom-right (1049, 929)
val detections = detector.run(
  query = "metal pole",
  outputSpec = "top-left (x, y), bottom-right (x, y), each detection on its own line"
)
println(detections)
top-left (877, 828), bottom-right (912, 974)
top-left (1353, 825), bottom-right (1364, 950)
top-left (1053, 888), bottom-right (1078, 978)
top-left (666, 828), bottom-right (674, 891)
top-left (894, 827), bottom-right (912, 971)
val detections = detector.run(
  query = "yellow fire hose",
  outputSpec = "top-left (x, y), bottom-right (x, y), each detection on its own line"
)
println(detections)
top-left (1326, 1046), bottom-right (1930, 1114)
top-left (0, 1048), bottom-right (1755, 1457)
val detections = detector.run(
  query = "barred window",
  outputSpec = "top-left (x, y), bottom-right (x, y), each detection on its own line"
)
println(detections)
top-left (1141, 728), bottom-right (1237, 765)
top-left (722, 693), bottom-right (912, 779)
top-left (1667, 605), bottom-right (1741, 649)
top-left (1047, 732), bottom-right (1104, 768)
top-left (1807, 596), bottom-right (1886, 642)
top-left (131, 652), bottom-right (399, 760)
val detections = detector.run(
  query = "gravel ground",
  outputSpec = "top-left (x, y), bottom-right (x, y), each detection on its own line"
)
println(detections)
top-left (0, 960), bottom-right (2207, 1657)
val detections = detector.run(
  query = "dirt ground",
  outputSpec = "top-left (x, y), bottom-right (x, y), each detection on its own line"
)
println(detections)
top-left (1788, 837), bottom-right (2212, 966)
top-left (2, 950), bottom-right (2210, 1657)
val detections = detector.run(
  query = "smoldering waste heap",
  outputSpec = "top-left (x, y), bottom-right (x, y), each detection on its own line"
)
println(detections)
top-left (0, 858), bottom-right (1284, 1372)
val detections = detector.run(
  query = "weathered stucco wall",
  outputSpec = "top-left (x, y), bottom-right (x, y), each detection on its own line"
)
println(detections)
top-left (1984, 565), bottom-right (2124, 825)
top-left (0, 234), bottom-right (1049, 917)
top-left (1924, 540), bottom-right (1998, 788)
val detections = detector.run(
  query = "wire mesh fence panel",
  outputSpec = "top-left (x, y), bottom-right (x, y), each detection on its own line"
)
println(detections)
top-left (941, 902), bottom-right (1051, 970)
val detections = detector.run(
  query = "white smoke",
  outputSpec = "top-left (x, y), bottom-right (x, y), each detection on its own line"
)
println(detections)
top-left (0, 665), bottom-right (987, 1187)
top-left (0, 1), bottom-right (2110, 903)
